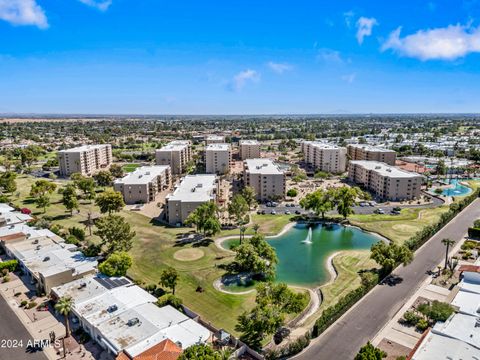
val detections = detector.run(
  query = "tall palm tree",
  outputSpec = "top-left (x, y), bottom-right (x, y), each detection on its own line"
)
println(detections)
top-left (55, 296), bottom-right (73, 338)
top-left (441, 238), bottom-right (455, 269)
top-left (252, 223), bottom-right (260, 234)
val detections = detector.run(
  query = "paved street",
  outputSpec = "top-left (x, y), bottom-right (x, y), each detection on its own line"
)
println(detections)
top-left (0, 295), bottom-right (48, 360)
top-left (295, 197), bottom-right (480, 360)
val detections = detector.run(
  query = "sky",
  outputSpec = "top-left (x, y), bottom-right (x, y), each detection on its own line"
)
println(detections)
top-left (2, 0), bottom-right (480, 114)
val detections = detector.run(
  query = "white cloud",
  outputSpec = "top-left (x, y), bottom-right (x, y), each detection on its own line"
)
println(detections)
top-left (228, 69), bottom-right (260, 91)
top-left (316, 48), bottom-right (344, 64)
top-left (356, 17), bottom-right (378, 44)
top-left (78, 0), bottom-right (112, 11)
top-left (382, 24), bottom-right (480, 60)
top-left (267, 61), bottom-right (293, 74)
top-left (341, 73), bottom-right (356, 84)
top-left (0, 0), bottom-right (48, 28)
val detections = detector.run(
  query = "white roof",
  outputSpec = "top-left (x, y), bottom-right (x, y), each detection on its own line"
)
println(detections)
top-left (167, 175), bottom-right (217, 202)
top-left (114, 166), bottom-right (170, 185)
top-left (431, 313), bottom-right (480, 349)
top-left (245, 158), bottom-right (284, 175)
top-left (0, 203), bottom-right (14, 213)
top-left (0, 223), bottom-right (58, 240)
top-left (59, 144), bottom-right (110, 153)
top-left (303, 141), bottom-right (344, 150)
top-left (451, 290), bottom-right (480, 317)
top-left (412, 331), bottom-right (480, 360)
top-left (348, 144), bottom-right (395, 153)
top-left (206, 143), bottom-right (230, 151)
top-left (206, 135), bottom-right (224, 140)
top-left (157, 140), bottom-right (190, 152)
top-left (5, 234), bottom-right (97, 278)
top-left (350, 160), bottom-right (422, 178)
top-left (240, 140), bottom-right (259, 145)
top-left (0, 211), bottom-right (32, 226)
top-left (52, 275), bottom-right (111, 304)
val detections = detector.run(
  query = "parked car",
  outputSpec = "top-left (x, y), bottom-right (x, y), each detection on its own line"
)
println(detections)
top-left (359, 202), bottom-right (368, 207)
top-left (270, 210), bottom-right (276, 215)
top-left (374, 208), bottom-right (385, 214)
top-left (261, 210), bottom-right (266, 215)
top-left (295, 210), bottom-right (301, 215)
top-left (285, 210), bottom-right (290, 215)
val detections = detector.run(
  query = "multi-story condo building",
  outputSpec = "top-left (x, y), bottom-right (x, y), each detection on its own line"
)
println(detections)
top-left (205, 143), bottom-right (231, 174)
top-left (58, 144), bottom-right (112, 177)
top-left (239, 140), bottom-right (261, 160)
top-left (165, 175), bottom-right (218, 225)
top-left (348, 160), bottom-right (422, 201)
top-left (347, 144), bottom-right (397, 166)
top-left (205, 135), bottom-right (225, 145)
top-left (302, 141), bottom-right (347, 174)
top-left (155, 140), bottom-right (192, 175)
top-left (113, 166), bottom-right (171, 205)
top-left (243, 159), bottom-right (286, 201)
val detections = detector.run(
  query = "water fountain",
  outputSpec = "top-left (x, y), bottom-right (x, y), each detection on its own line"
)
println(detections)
top-left (301, 226), bottom-right (313, 244)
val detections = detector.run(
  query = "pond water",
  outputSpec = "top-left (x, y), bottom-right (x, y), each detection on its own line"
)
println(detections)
top-left (222, 223), bottom-right (380, 287)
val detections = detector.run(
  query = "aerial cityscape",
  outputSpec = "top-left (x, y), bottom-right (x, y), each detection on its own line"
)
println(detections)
top-left (1, 1), bottom-right (480, 360)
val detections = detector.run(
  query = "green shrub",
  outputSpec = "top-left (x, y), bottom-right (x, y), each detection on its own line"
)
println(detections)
top-left (461, 240), bottom-right (477, 250)
top-left (402, 310), bottom-right (421, 326)
top-left (468, 227), bottom-right (480, 239)
top-left (3, 275), bottom-right (10, 283)
top-left (416, 318), bottom-right (429, 331)
top-left (417, 301), bottom-right (455, 322)
top-left (20, 300), bottom-right (28, 307)
top-left (68, 227), bottom-right (85, 242)
top-left (27, 301), bottom-right (37, 309)
top-left (157, 294), bottom-right (183, 311)
top-left (0, 259), bottom-right (18, 272)
top-left (65, 235), bottom-right (80, 245)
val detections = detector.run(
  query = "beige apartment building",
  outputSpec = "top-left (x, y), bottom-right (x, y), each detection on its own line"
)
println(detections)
top-left (348, 160), bottom-right (422, 201)
top-left (239, 140), bottom-right (261, 160)
top-left (113, 165), bottom-right (171, 204)
top-left (347, 144), bottom-right (397, 166)
top-left (244, 158), bottom-right (286, 201)
top-left (58, 144), bottom-right (112, 177)
top-left (205, 135), bottom-right (225, 145)
top-left (205, 143), bottom-right (231, 174)
top-left (155, 140), bottom-right (192, 174)
top-left (302, 141), bottom-right (347, 174)
top-left (165, 174), bottom-right (218, 225)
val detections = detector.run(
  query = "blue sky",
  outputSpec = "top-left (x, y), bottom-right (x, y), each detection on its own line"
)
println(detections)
top-left (1, 0), bottom-right (480, 114)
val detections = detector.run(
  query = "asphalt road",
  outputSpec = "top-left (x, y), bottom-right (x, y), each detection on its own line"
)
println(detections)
top-left (294, 197), bottom-right (480, 360)
top-left (0, 295), bottom-right (48, 360)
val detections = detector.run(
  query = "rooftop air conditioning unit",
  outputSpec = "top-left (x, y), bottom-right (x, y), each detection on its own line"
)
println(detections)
top-left (127, 317), bottom-right (140, 326)
top-left (108, 304), bottom-right (118, 313)
top-left (33, 239), bottom-right (39, 244)
top-left (43, 256), bottom-right (50, 262)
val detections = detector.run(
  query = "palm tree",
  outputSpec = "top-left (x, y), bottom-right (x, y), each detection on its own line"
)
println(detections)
top-left (252, 223), bottom-right (260, 234)
top-left (441, 238), bottom-right (455, 269)
top-left (55, 296), bottom-right (73, 338)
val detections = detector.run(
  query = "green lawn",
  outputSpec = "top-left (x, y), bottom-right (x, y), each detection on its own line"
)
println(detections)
top-left (216, 214), bottom-right (295, 238)
top-left (349, 207), bottom-right (449, 244)
top-left (122, 163), bottom-right (142, 172)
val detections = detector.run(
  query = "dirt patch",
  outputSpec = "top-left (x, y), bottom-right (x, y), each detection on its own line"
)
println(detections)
top-left (173, 248), bottom-right (205, 261)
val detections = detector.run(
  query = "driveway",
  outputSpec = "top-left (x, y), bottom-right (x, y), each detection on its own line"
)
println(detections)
top-left (294, 197), bottom-right (480, 360)
top-left (0, 294), bottom-right (48, 360)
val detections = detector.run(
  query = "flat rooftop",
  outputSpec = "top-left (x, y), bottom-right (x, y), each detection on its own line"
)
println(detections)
top-left (114, 166), bottom-right (170, 185)
top-left (240, 140), bottom-right (259, 145)
top-left (59, 144), bottom-right (110, 153)
top-left (157, 141), bottom-right (190, 152)
top-left (0, 203), bottom-right (14, 213)
top-left (166, 175), bottom-right (217, 202)
top-left (206, 143), bottom-right (230, 151)
top-left (350, 160), bottom-right (422, 178)
top-left (412, 331), bottom-right (480, 360)
top-left (206, 135), bottom-right (224, 140)
top-left (348, 144), bottom-right (396, 153)
top-left (244, 158), bottom-right (284, 175)
top-left (303, 141), bottom-right (344, 150)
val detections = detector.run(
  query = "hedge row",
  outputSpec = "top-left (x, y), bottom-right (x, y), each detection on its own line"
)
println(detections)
top-left (468, 227), bottom-right (480, 239)
top-left (0, 259), bottom-right (18, 272)
top-left (405, 188), bottom-right (480, 251)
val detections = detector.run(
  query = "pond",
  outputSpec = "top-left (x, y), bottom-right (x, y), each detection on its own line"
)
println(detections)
top-left (222, 223), bottom-right (380, 287)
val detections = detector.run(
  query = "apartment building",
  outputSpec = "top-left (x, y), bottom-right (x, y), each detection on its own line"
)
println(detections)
top-left (155, 140), bottom-right (192, 175)
top-left (0, 225), bottom-right (97, 293)
top-left (347, 144), bottom-right (397, 166)
top-left (51, 275), bottom-right (210, 358)
top-left (243, 159), bottom-right (286, 201)
top-left (348, 160), bottom-right (422, 201)
top-left (165, 175), bottom-right (218, 225)
top-left (205, 143), bottom-right (231, 174)
top-left (205, 135), bottom-right (225, 145)
top-left (113, 166), bottom-right (171, 205)
top-left (239, 140), bottom-right (261, 160)
top-left (58, 144), bottom-right (112, 177)
top-left (302, 141), bottom-right (347, 174)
